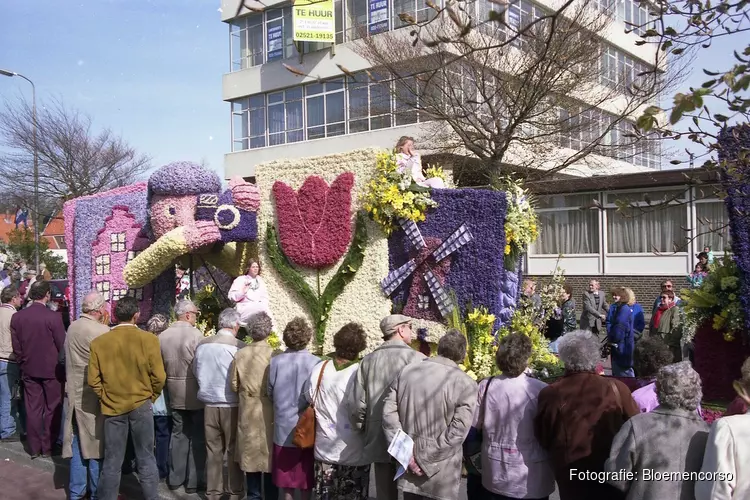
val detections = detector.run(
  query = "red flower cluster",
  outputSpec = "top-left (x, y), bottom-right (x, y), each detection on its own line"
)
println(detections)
top-left (272, 172), bottom-right (355, 269)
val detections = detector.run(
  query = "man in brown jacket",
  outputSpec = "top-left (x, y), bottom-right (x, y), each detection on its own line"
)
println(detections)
top-left (159, 299), bottom-right (206, 493)
top-left (63, 291), bottom-right (109, 500)
top-left (89, 296), bottom-right (165, 500)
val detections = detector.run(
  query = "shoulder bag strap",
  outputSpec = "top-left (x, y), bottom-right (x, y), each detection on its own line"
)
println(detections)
top-left (479, 376), bottom-right (494, 427)
top-left (608, 379), bottom-right (623, 414)
top-left (311, 359), bottom-right (330, 408)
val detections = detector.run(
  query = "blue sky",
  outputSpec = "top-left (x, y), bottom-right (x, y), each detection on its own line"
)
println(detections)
top-left (0, 0), bottom-right (228, 176)
top-left (0, 0), bottom-right (740, 177)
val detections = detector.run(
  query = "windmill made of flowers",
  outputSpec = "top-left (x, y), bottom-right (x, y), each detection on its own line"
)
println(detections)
top-left (381, 219), bottom-right (474, 319)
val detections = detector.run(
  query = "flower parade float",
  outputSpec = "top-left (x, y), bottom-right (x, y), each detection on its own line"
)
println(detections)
top-left (64, 148), bottom-right (547, 370)
top-left (679, 123), bottom-right (750, 401)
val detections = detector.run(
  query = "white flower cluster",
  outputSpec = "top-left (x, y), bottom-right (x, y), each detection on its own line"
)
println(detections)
top-left (255, 148), bottom-right (446, 353)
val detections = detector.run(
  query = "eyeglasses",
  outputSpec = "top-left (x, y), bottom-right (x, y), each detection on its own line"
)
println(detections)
top-left (190, 310), bottom-right (201, 317)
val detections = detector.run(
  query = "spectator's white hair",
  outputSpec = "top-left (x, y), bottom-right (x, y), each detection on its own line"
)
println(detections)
top-left (174, 299), bottom-right (196, 318)
top-left (557, 330), bottom-right (601, 372)
top-left (81, 291), bottom-right (106, 314)
top-left (218, 308), bottom-right (241, 330)
top-left (657, 361), bottom-right (702, 411)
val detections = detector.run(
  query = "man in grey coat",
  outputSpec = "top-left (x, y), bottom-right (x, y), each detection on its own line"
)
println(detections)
top-left (580, 279), bottom-right (607, 336)
top-left (346, 314), bottom-right (425, 500)
top-left (382, 330), bottom-right (478, 500)
top-left (159, 299), bottom-right (206, 493)
top-left (605, 361), bottom-right (709, 500)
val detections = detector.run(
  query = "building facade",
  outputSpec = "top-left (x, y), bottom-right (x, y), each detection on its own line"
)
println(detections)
top-left (524, 169), bottom-right (730, 308)
top-left (220, 0), bottom-right (664, 179)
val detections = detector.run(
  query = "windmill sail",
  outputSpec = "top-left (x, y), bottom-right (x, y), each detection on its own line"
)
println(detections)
top-left (424, 270), bottom-right (454, 317)
top-left (432, 224), bottom-right (474, 262)
top-left (381, 259), bottom-right (418, 296)
top-left (398, 218), bottom-right (426, 250)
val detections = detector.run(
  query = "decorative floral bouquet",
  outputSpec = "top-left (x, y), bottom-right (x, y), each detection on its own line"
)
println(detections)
top-left (680, 253), bottom-right (746, 342)
top-left (497, 309), bottom-right (560, 369)
top-left (493, 177), bottom-right (539, 271)
top-left (191, 283), bottom-right (233, 337)
top-left (362, 151), bottom-right (439, 235)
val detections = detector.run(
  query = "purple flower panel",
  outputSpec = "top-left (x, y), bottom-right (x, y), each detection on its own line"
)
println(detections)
top-left (69, 184), bottom-right (149, 319)
top-left (718, 124), bottom-right (750, 338)
top-left (388, 188), bottom-right (508, 330)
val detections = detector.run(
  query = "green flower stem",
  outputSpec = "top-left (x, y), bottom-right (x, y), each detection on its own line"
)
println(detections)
top-left (265, 211), bottom-right (368, 354)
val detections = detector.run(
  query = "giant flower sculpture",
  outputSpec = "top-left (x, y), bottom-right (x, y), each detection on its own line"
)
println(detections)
top-left (272, 172), bottom-right (355, 268)
top-left (266, 171), bottom-right (367, 351)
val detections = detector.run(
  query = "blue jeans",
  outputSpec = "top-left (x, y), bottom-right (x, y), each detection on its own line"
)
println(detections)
top-left (69, 427), bottom-right (101, 500)
top-left (154, 416), bottom-right (171, 479)
top-left (0, 360), bottom-right (21, 438)
top-left (611, 359), bottom-right (635, 378)
top-left (246, 472), bottom-right (277, 500)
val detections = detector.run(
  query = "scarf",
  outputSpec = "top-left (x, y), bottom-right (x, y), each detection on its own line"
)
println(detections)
top-left (652, 303), bottom-right (674, 329)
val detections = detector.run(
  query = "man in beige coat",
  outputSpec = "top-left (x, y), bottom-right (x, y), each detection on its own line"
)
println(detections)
top-left (62, 291), bottom-right (109, 500)
top-left (230, 312), bottom-right (276, 500)
top-left (346, 314), bottom-right (425, 500)
top-left (382, 330), bottom-right (477, 500)
top-left (159, 299), bottom-right (206, 493)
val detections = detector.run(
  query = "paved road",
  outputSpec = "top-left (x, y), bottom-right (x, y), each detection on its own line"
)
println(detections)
top-left (0, 439), bottom-right (560, 499)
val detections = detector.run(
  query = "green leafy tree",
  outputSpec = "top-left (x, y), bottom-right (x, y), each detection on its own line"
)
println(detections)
top-left (4, 227), bottom-right (48, 264)
top-left (44, 252), bottom-right (68, 279)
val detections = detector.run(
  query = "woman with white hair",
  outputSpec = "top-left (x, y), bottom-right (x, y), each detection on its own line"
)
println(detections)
top-left (605, 361), bottom-right (709, 499)
top-left (696, 367), bottom-right (750, 500)
top-left (534, 330), bottom-right (639, 500)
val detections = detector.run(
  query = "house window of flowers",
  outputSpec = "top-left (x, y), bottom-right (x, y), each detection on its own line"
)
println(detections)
top-left (127, 288), bottom-right (144, 300)
top-left (96, 281), bottom-right (110, 295)
top-left (95, 255), bottom-right (111, 275)
top-left (112, 289), bottom-right (128, 301)
top-left (110, 232), bottom-right (126, 252)
top-left (126, 250), bottom-right (141, 262)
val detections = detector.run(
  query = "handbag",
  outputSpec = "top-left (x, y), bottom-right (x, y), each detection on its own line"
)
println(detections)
top-left (292, 359), bottom-right (329, 449)
top-left (463, 376), bottom-right (495, 475)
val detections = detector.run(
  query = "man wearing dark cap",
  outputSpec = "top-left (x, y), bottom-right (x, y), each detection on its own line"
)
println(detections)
top-left (346, 314), bottom-right (425, 500)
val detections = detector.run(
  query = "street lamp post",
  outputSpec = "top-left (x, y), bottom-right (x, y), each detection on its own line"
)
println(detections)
top-left (0, 69), bottom-right (40, 272)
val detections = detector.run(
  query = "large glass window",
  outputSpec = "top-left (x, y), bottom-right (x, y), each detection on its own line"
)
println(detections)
top-left (268, 88), bottom-right (304, 145)
top-left (606, 190), bottom-right (688, 253)
top-left (533, 194), bottom-right (600, 254)
top-left (266, 7), bottom-right (296, 61)
top-left (230, 14), bottom-right (264, 70)
top-left (696, 201), bottom-right (731, 252)
top-left (347, 74), bottom-right (393, 133)
top-left (305, 79), bottom-right (346, 139)
top-left (248, 95), bottom-right (266, 149)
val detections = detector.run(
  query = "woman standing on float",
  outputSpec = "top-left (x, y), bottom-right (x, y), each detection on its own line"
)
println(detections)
top-left (228, 260), bottom-right (272, 326)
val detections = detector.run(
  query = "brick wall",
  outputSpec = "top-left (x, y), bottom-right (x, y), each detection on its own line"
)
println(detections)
top-left (526, 274), bottom-right (690, 316)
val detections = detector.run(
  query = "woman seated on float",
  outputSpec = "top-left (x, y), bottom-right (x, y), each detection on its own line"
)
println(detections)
top-left (395, 136), bottom-right (446, 189)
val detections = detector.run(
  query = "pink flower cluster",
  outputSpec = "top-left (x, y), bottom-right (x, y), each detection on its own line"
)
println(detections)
top-left (229, 176), bottom-right (261, 212)
top-left (272, 172), bottom-right (355, 269)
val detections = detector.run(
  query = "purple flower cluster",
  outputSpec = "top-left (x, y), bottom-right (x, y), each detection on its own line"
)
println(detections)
top-left (64, 183), bottom-right (149, 319)
top-left (388, 188), bottom-right (508, 330)
top-left (718, 124), bottom-right (750, 339)
top-left (148, 161), bottom-right (222, 195)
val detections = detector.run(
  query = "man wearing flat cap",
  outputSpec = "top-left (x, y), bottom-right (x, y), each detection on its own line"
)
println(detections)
top-left (346, 314), bottom-right (425, 500)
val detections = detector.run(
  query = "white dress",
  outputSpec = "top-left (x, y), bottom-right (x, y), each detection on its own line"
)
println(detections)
top-left (228, 275), bottom-right (272, 326)
top-left (396, 152), bottom-right (446, 188)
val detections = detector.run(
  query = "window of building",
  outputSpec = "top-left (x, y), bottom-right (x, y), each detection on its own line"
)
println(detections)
top-left (696, 200), bottom-right (731, 252)
top-left (266, 7), bottom-right (297, 61)
top-left (348, 74), bottom-right (392, 133)
top-left (95, 255), bottom-right (111, 275)
top-left (126, 250), bottom-right (141, 262)
top-left (507, 0), bottom-right (544, 48)
top-left (392, 0), bottom-right (436, 29)
top-left (230, 14), bottom-right (264, 71)
top-left (594, 0), bottom-right (655, 36)
top-left (127, 288), bottom-right (144, 300)
top-left (268, 87), bottom-right (304, 145)
top-left (306, 79), bottom-right (346, 139)
top-left (96, 281), bottom-right (110, 295)
top-left (606, 190), bottom-right (688, 253)
top-left (110, 233), bottom-right (126, 252)
top-left (233, 95), bottom-right (266, 151)
top-left (532, 193), bottom-right (600, 254)
top-left (112, 289), bottom-right (128, 301)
